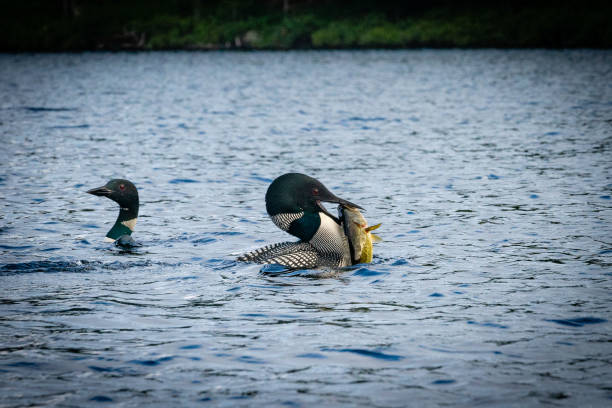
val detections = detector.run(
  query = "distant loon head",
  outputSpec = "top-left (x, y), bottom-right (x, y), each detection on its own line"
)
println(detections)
top-left (87, 179), bottom-right (139, 243)
top-left (265, 173), bottom-right (361, 242)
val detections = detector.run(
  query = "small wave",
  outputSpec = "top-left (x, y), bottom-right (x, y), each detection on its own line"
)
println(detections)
top-left (88, 365), bottom-right (123, 373)
top-left (81, 224), bottom-right (100, 229)
top-left (467, 321), bottom-right (509, 329)
top-left (546, 317), bottom-right (607, 327)
top-left (0, 260), bottom-right (95, 275)
top-left (352, 267), bottom-right (385, 277)
top-left (191, 237), bottom-right (217, 244)
top-left (432, 379), bottom-right (456, 385)
top-left (210, 110), bottom-right (235, 115)
top-left (168, 178), bottom-right (200, 184)
top-left (0, 259), bottom-right (175, 275)
top-left (23, 106), bottom-right (77, 112)
top-left (128, 356), bottom-right (175, 366)
top-left (0, 244), bottom-right (33, 250)
top-left (48, 124), bottom-right (90, 129)
top-left (296, 353), bottom-right (327, 359)
top-left (6, 361), bottom-right (41, 368)
top-left (259, 264), bottom-right (343, 278)
top-left (249, 176), bottom-right (273, 183)
top-left (236, 355), bottom-right (266, 364)
top-left (90, 396), bottom-right (113, 402)
top-left (259, 263), bottom-right (291, 275)
top-left (322, 348), bottom-right (404, 361)
top-left (347, 116), bottom-right (386, 122)
top-left (179, 345), bottom-right (201, 350)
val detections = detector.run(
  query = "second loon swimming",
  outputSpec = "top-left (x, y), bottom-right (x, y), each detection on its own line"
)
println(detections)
top-left (238, 173), bottom-right (375, 269)
top-left (87, 179), bottom-right (140, 247)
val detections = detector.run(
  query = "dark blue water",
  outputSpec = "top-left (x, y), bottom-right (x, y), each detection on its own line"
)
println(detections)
top-left (1, 50), bottom-right (611, 407)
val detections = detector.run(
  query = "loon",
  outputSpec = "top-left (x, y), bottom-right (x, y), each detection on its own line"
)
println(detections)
top-left (87, 179), bottom-right (140, 247)
top-left (238, 173), bottom-right (362, 269)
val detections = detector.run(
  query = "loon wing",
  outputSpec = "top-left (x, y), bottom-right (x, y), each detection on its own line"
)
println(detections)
top-left (238, 241), bottom-right (319, 268)
top-left (263, 250), bottom-right (319, 269)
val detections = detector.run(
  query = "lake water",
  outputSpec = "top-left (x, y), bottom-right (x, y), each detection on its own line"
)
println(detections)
top-left (0, 50), bottom-right (611, 407)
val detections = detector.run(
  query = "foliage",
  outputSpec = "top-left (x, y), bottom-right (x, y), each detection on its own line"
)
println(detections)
top-left (1, 0), bottom-right (611, 51)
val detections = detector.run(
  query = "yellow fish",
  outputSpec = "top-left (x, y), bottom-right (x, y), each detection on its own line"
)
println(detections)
top-left (339, 206), bottom-right (382, 264)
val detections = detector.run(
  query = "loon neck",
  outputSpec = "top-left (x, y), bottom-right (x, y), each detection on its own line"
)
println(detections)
top-left (105, 207), bottom-right (138, 242)
top-left (286, 211), bottom-right (320, 242)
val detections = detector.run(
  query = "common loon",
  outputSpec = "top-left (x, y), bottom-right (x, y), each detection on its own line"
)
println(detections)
top-left (238, 173), bottom-right (362, 269)
top-left (87, 179), bottom-right (139, 247)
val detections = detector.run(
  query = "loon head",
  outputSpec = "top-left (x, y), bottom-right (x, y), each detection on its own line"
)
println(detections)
top-left (87, 179), bottom-right (139, 242)
top-left (265, 173), bottom-right (361, 241)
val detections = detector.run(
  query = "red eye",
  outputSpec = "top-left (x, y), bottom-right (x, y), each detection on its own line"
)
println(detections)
top-left (312, 188), bottom-right (319, 195)
top-left (120, 184), bottom-right (125, 191)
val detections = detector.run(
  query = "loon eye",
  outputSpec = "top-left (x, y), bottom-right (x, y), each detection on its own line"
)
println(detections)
top-left (312, 187), bottom-right (319, 196)
top-left (120, 184), bottom-right (125, 191)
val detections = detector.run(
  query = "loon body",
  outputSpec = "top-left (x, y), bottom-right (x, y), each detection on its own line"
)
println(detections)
top-left (238, 173), bottom-right (362, 269)
top-left (87, 179), bottom-right (139, 248)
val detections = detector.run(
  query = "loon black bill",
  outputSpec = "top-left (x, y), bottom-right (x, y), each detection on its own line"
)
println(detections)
top-left (317, 191), bottom-right (363, 211)
top-left (316, 196), bottom-right (362, 223)
top-left (86, 186), bottom-right (112, 197)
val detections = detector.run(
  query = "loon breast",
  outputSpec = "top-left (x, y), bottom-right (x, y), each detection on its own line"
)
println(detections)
top-left (309, 212), bottom-right (352, 267)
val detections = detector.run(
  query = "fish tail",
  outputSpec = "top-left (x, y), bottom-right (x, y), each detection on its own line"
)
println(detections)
top-left (365, 223), bottom-right (381, 232)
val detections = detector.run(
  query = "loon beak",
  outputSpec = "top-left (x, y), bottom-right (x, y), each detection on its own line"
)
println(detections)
top-left (87, 186), bottom-right (112, 197)
top-left (319, 193), bottom-right (363, 211)
top-left (316, 193), bottom-right (363, 222)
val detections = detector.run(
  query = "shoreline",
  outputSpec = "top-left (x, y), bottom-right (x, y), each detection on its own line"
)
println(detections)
top-left (3, 47), bottom-right (612, 55)
top-left (4, 2), bottom-right (611, 52)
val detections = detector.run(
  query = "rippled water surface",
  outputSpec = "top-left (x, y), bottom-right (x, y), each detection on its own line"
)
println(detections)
top-left (1, 50), bottom-right (611, 407)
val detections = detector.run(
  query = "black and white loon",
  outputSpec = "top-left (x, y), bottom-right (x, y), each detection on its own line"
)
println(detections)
top-left (87, 179), bottom-right (139, 247)
top-left (238, 173), bottom-right (362, 269)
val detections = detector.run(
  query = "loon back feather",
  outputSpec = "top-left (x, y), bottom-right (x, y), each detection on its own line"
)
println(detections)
top-left (237, 241), bottom-right (316, 263)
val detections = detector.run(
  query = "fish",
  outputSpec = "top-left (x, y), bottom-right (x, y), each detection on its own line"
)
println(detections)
top-left (339, 205), bottom-right (381, 264)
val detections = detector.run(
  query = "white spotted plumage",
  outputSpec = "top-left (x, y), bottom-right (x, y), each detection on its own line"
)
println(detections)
top-left (264, 251), bottom-right (319, 269)
top-left (271, 212), bottom-right (303, 232)
top-left (238, 241), bottom-right (316, 263)
top-left (239, 212), bottom-right (351, 268)
top-left (308, 212), bottom-right (352, 267)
